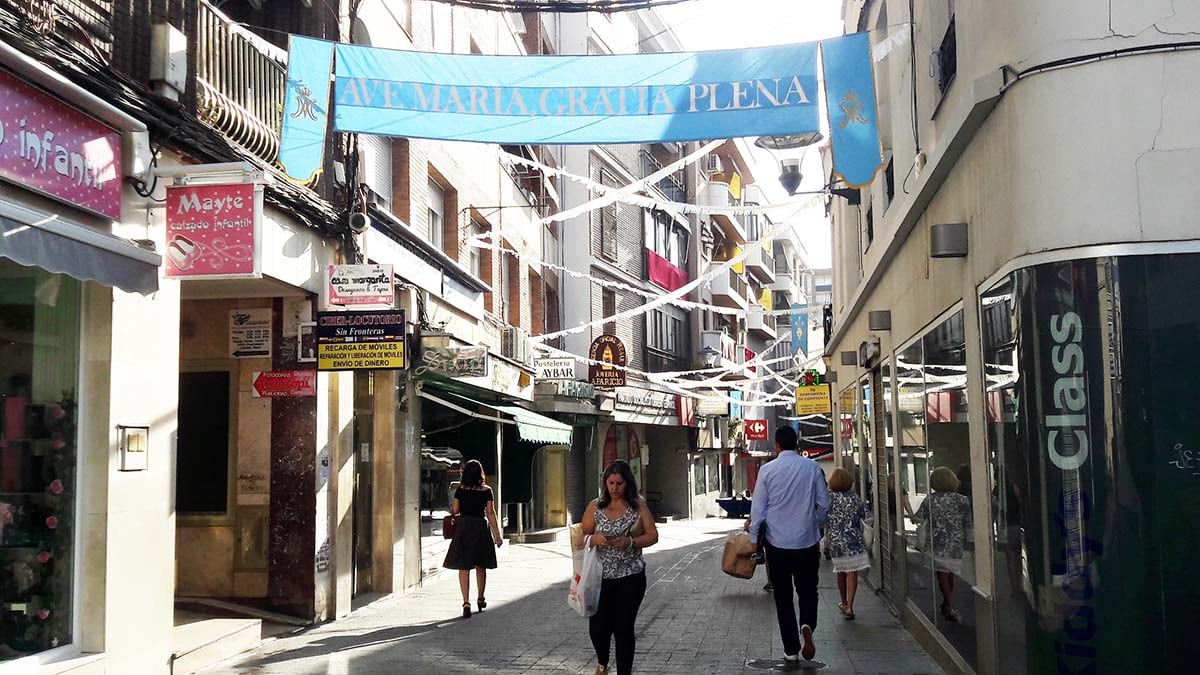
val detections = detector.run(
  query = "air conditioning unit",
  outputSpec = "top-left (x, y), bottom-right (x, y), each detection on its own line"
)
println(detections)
top-left (502, 326), bottom-right (532, 364)
top-left (704, 154), bottom-right (723, 175)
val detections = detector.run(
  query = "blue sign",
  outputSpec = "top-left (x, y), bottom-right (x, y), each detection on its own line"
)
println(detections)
top-left (332, 42), bottom-right (819, 145)
top-left (790, 303), bottom-right (809, 356)
top-left (730, 390), bottom-right (743, 420)
top-left (821, 33), bottom-right (885, 188)
top-left (280, 34), bottom-right (881, 188)
top-left (280, 36), bottom-right (335, 183)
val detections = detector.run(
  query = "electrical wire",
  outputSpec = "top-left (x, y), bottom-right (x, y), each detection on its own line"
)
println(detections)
top-left (421, 0), bottom-right (695, 12)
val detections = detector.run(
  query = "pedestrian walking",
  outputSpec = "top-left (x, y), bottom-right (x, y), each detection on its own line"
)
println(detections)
top-left (826, 467), bottom-right (870, 620)
top-left (442, 459), bottom-right (503, 618)
top-left (581, 460), bottom-right (659, 675)
top-left (748, 426), bottom-right (831, 663)
top-left (912, 466), bottom-right (972, 622)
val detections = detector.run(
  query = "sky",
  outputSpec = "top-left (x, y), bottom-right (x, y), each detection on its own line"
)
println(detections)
top-left (656, 0), bottom-right (844, 268)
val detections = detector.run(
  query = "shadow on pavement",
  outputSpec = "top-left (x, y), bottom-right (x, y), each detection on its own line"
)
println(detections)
top-left (223, 534), bottom-right (745, 674)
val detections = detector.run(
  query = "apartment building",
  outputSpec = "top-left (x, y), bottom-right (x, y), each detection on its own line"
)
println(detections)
top-left (826, 1), bottom-right (1200, 674)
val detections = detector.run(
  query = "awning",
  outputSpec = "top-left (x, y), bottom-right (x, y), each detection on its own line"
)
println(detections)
top-left (490, 403), bottom-right (572, 445)
top-left (1, 202), bottom-right (160, 295)
top-left (420, 389), bottom-right (572, 445)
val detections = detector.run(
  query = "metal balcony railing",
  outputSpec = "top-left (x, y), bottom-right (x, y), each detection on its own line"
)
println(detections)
top-left (640, 150), bottom-right (687, 203)
top-left (196, 0), bottom-right (288, 163)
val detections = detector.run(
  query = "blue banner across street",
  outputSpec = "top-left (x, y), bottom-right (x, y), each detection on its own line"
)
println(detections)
top-left (280, 34), bottom-right (881, 189)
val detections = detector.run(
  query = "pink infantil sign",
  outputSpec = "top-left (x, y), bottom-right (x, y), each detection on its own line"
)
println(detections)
top-left (165, 182), bottom-right (260, 278)
top-left (0, 70), bottom-right (122, 220)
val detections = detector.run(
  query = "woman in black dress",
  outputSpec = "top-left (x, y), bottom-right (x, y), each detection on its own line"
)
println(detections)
top-left (443, 459), bottom-right (502, 618)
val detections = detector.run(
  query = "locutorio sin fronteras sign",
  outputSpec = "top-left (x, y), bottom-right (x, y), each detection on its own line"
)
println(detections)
top-left (280, 33), bottom-right (882, 186)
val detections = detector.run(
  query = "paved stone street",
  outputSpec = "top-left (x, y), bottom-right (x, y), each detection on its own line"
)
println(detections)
top-left (202, 520), bottom-right (943, 675)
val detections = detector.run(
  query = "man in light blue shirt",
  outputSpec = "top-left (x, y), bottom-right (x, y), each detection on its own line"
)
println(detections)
top-left (748, 426), bottom-right (831, 662)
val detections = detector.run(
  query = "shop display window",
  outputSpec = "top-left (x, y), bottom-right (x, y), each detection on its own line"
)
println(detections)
top-left (982, 255), bottom-right (1200, 673)
top-left (0, 261), bottom-right (80, 661)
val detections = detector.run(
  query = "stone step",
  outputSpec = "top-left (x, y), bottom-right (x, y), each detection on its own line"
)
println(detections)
top-left (171, 617), bottom-right (262, 675)
top-left (510, 527), bottom-right (567, 544)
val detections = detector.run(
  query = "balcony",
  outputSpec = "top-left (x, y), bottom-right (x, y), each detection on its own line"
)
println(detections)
top-left (748, 306), bottom-right (776, 340)
top-left (709, 267), bottom-right (749, 310)
top-left (770, 273), bottom-right (799, 301)
top-left (640, 150), bottom-right (687, 203)
top-left (196, 0), bottom-right (288, 164)
top-left (745, 242), bottom-right (775, 283)
top-left (700, 181), bottom-right (746, 244)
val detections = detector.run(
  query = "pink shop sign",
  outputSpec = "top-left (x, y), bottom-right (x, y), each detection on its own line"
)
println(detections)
top-left (165, 182), bottom-right (262, 278)
top-left (0, 70), bottom-right (122, 220)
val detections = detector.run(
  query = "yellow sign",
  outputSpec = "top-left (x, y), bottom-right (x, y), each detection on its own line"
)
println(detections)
top-left (839, 388), bottom-right (855, 414)
top-left (795, 384), bottom-right (833, 415)
top-left (318, 340), bottom-right (406, 371)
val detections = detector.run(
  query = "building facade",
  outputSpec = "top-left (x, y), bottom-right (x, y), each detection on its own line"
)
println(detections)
top-left (827, 2), bottom-right (1200, 674)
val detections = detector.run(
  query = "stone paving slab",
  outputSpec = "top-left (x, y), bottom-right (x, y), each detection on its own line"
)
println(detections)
top-left (202, 519), bottom-right (944, 675)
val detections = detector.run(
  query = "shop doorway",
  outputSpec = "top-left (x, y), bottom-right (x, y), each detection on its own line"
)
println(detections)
top-left (351, 371), bottom-right (374, 597)
top-left (536, 446), bottom-right (567, 528)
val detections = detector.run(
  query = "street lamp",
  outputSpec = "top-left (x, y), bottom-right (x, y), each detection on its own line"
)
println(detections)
top-left (754, 132), bottom-right (825, 197)
top-left (698, 346), bottom-right (721, 368)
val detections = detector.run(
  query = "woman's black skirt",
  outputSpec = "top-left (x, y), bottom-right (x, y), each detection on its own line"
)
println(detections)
top-left (442, 515), bottom-right (497, 570)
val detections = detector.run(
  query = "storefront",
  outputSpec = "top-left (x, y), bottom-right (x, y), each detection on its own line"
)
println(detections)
top-left (602, 386), bottom-right (695, 520)
top-left (0, 58), bottom-right (173, 672)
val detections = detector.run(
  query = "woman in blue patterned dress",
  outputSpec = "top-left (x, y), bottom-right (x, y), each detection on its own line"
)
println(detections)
top-left (827, 467), bottom-right (870, 620)
top-left (912, 466), bottom-right (972, 622)
top-left (581, 461), bottom-right (659, 675)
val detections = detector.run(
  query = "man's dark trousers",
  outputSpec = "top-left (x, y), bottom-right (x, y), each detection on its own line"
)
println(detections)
top-left (765, 542), bottom-right (821, 656)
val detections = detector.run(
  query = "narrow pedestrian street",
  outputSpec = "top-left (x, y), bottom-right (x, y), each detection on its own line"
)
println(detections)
top-left (201, 520), bottom-right (943, 675)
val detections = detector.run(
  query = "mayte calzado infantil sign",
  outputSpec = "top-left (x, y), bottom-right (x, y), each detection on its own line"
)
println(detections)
top-left (280, 33), bottom-right (882, 187)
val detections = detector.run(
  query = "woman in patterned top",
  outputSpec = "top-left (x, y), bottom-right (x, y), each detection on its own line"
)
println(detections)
top-left (826, 468), bottom-right (870, 620)
top-left (581, 461), bottom-right (659, 675)
top-left (912, 466), bottom-right (972, 622)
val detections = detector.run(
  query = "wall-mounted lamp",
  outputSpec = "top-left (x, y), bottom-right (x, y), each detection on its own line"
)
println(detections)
top-left (868, 310), bottom-right (892, 331)
top-left (930, 222), bottom-right (969, 258)
top-left (118, 425), bottom-right (150, 471)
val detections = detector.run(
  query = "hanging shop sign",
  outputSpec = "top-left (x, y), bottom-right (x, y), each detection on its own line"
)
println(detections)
top-left (251, 370), bottom-right (318, 398)
top-left (316, 309), bottom-right (406, 371)
top-left (165, 182), bottom-right (261, 278)
top-left (0, 70), bottom-right (122, 220)
top-left (550, 380), bottom-right (595, 399)
top-left (229, 308), bottom-right (272, 359)
top-left (327, 264), bottom-right (394, 306)
top-left (416, 342), bottom-right (489, 378)
top-left (795, 384), bottom-right (833, 415)
top-left (746, 419), bottom-right (769, 441)
top-left (534, 357), bottom-right (576, 380)
top-left (588, 335), bottom-right (627, 388)
top-left (280, 34), bottom-right (881, 185)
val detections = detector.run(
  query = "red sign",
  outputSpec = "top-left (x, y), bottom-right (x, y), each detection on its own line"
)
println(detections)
top-left (676, 395), bottom-right (697, 427)
top-left (0, 70), bottom-right (122, 220)
top-left (165, 183), bottom-right (258, 277)
top-left (746, 418), bottom-right (769, 441)
top-left (251, 370), bottom-right (317, 398)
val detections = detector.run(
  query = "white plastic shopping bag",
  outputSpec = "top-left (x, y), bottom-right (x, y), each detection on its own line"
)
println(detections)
top-left (567, 542), bottom-right (602, 617)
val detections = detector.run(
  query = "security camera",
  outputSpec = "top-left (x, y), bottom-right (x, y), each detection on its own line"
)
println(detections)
top-left (348, 212), bottom-right (371, 234)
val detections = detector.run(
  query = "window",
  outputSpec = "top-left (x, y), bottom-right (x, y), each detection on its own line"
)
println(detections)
top-left (468, 219), bottom-right (484, 279)
top-left (427, 178), bottom-right (445, 250)
top-left (598, 168), bottom-right (618, 262)
top-left (862, 206), bottom-right (874, 253)
top-left (602, 289), bottom-right (617, 336)
top-left (935, 16), bottom-right (957, 97)
top-left (499, 251), bottom-right (513, 325)
top-left (645, 309), bottom-right (687, 372)
top-left (0, 261), bottom-right (80, 659)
